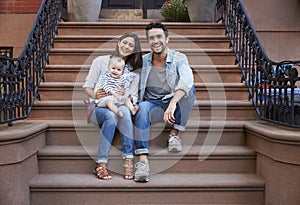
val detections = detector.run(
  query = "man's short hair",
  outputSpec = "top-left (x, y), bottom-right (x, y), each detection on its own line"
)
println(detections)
top-left (145, 22), bottom-right (169, 39)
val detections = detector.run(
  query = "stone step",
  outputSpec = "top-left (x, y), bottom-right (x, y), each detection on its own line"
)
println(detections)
top-left (37, 145), bottom-right (256, 174)
top-left (48, 48), bottom-right (235, 65)
top-left (54, 34), bottom-right (230, 49)
top-left (191, 100), bottom-right (257, 120)
top-left (30, 173), bottom-right (265, 205)
top-left (44, 64), bottom-right (242, 83)
top-left (28, 100), bottom-right (257, 121)
top-left (38, 82), bottom-right (249, 101)
top-left (195, 83), bottom-right (249, 100)
top-left (41, 120), bottom-right (247, 147)
top-left (193, 64), bottom-right (243, 83)
top-left (57, 22), bottom-right (227, 36)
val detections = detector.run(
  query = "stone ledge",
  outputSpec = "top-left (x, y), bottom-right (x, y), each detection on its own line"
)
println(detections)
top-left (245, 121), bottom-right (300, 143)
top-left (0, 121), bottom-right (48, 142)
top-left (245, 121), bottom-right (300, 165)
top-left (0, 121), bottom-right (47, 165)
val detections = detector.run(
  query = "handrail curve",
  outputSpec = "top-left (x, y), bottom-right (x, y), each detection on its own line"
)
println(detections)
top-left (216, 0), bottom-right (300, 128)
top-left (0, 0), bottom-right (67, 126)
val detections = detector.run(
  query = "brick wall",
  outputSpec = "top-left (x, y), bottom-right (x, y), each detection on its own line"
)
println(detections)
top-left (0, 0), bottom-right (42, 14)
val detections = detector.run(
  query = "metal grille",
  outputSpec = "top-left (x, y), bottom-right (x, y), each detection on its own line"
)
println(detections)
top-left (216, 0), bottom-right (300, 128)
top-left (0, 0), bottom-right (67, 126)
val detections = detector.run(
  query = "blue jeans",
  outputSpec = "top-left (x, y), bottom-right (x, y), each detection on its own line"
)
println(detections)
top-left (135, 86), bottom-right (195, 155)
top-left (90, 104), bottom-right (134, 163)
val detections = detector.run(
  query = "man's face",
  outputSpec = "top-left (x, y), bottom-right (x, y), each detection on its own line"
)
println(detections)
top-left (147, 28), bottom-right (169, 54)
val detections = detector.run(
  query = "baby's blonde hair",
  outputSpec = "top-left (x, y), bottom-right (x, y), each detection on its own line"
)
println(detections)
top-left (108, 56), bottom-right (125, 71)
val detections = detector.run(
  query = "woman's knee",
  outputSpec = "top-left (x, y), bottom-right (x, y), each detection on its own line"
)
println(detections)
top-left (136, 102), bottom-right (150, 115)
top-left (119, 106), bottom-right (131, 118)
top-left (95, 108), bottom-right (117, 123)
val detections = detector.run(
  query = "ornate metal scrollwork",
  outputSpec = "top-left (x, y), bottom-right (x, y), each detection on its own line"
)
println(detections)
top-left (216, 0), bottom-right (300, 128)
top-left (0, 0), bottom-right (67, 126)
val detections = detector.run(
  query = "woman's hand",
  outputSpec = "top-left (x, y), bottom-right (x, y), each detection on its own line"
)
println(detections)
top-left (95, 88), bottom-right (106, 99)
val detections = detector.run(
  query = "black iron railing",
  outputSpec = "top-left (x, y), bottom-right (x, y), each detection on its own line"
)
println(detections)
top-left (0, 0), bottom-right (67, 126)
top-left (216, 0), bottom-right (300, 128)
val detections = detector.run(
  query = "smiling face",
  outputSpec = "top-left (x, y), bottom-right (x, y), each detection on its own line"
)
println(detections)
top-left (108, 57), bottom-right (125, 79)
top-left (147, 28), bottom-right (169, 54)
top-left (108, 65), bottom-right (124, 79)
top-left (118, 36), bottom-right (136, 58)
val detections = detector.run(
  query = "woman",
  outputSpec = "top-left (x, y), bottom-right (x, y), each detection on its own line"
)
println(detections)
top-left (83, 32), bottom-right (142, 180)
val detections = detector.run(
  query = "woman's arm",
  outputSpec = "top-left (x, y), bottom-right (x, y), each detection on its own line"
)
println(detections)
top-left (82, 55), bottom-right (110, 101)
top-left (84, 87), bottom-right (106, 100)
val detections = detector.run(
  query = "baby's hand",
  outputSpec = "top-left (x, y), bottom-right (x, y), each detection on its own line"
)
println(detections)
top-left (117, 95), bottom-right (126, 103)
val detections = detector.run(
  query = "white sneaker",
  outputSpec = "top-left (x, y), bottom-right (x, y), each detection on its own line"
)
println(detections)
top-left (134, 161), bottom-right (150, 182)
top-left (168, 135), bottom-right (182, 152)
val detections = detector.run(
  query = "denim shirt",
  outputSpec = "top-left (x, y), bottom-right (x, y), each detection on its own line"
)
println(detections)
top-left (140, 48), bottom-right (194, 102)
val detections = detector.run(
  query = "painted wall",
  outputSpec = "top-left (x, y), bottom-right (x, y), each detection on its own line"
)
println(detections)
top-left (0, 0), bottom-right (41, 57)
top-left (0, 0), bottom-right (42, 14)
top-left (0, 14), bottom-right (36, 57)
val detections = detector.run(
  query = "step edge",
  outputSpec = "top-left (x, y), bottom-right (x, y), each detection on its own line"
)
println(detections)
top-left (29, 173), bottom-right (265, 190)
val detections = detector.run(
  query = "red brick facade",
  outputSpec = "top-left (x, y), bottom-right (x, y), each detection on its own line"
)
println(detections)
top-left (0, 0), bottom-right (42, 14)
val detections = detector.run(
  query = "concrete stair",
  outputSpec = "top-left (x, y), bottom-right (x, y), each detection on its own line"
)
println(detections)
top-left (54, 35), bottom-right (231, 49)
top-left (57, 22), bottom-right (227, 35)
top-left (38, 82), bottom-right (249, 100)
top-left (48, 47), bottom-right (236, 65)
top-left (30, 173), bottom-right (264, 205)
top-left (43, 64), bottom-right (243, 83)
top-left (29, 99), bottom-right (257, 121)
top-left (29, 21), bottom-right (265, 204)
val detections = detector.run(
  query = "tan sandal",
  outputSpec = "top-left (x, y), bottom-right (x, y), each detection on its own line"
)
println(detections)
top-left (94, 163), bottom-right (112, 180)
top-left (123, 158), bottom-right (134, 180)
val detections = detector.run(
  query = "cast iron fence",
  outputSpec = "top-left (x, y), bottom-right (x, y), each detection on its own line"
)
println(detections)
top-left (1, 0), bottom-right (299, 128)
top-left (216, 0), bottom-right (300, 128)
top-left (0, 0), bottom-right (67, 126)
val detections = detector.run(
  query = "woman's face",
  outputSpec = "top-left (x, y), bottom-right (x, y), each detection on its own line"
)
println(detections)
top-left (118, 37), bottom-right (135, 58)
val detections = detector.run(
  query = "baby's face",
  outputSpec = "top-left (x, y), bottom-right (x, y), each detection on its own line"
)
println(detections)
top-left (109, 65), bottom-right (124, 79)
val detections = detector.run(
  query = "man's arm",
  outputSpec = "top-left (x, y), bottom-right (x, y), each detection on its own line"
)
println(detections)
top-left (164, 89), bottom-right (186, 125)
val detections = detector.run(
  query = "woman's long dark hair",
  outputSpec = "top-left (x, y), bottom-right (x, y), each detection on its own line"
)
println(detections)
top-left (112, 32), bottom-right (142, 71)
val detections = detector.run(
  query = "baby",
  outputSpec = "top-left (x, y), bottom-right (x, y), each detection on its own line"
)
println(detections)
top-left (94, 56), bottom-right (138, 117)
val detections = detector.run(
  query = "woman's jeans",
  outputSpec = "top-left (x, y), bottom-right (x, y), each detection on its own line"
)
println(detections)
top-left (90, 104), bottom-right (134, 163)
top-left (135, 86), bottom-right (195, 155)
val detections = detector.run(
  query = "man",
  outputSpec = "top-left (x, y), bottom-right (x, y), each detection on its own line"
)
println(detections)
top-left (134, 22), bottom-right (195, 182)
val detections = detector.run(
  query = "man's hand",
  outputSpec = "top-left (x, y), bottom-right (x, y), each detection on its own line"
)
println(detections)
top-left (163, 90), bottom-right (186, 124)
top-left (164, 101), bottom-right (176, 125)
